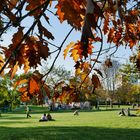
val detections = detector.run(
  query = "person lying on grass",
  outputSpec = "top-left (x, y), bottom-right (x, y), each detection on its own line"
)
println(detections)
top-left (119, 108), bottom-right (136, 117)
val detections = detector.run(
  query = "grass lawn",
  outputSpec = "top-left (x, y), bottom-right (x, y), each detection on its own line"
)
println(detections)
top-left (0, 106), bottom-right (140, 140)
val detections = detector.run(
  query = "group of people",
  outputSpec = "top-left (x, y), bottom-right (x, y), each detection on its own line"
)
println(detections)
top-left (119, 108), bottom-right (136, 117)
top-left (39, 113), bottom-right (54, 122)
top-left (26, 105), bottom-right (54, 121)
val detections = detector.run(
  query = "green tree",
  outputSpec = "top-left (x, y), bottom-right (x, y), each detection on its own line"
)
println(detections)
top-left (0, 74), bottom-right (20, 111)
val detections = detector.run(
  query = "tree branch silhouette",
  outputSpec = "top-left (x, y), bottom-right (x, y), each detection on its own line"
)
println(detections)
top-left (0, 0), bottom-right (51, 74)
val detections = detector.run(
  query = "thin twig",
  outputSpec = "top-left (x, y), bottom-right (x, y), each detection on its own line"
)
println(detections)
top-left (41, 27), bottom-right (74, 80)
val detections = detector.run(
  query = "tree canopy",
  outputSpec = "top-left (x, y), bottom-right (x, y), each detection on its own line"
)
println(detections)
top-left (0, 0), bottom-right (139, 103)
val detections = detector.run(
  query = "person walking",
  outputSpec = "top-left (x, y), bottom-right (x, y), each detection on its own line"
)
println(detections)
top-left (26, 105), bottom-right (31, 118)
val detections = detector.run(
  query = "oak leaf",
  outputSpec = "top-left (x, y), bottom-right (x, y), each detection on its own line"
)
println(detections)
top-left (56, 0), bottom-right (86, 30)
top-left (8, 0), bottom-right (18, 10)
top-left (0, 54), bottom-right (4, 76)
top-left (92, 74), bottom-right (101, 89)
top-left (29, 77), bottom-right (40, 94)
top-left (10, 61), bottom-right (18, 79)
top-left (63, 42), bottom-right (75, 59)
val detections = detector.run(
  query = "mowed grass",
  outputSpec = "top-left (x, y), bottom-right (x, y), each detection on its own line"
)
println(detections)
top-left (0, 106), bottom-right (140, 140)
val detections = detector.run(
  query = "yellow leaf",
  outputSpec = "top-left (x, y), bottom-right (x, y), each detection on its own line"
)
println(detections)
top-left (75, 68), bottom-right (81, 75)
top-left (63, 42), bottom-right (75, 59)
top-left (80, 72), bottom-right (87, 81)
top-left (70, 49), bottom-right (79, 62)
top-left (23, 58), bottom-right (30, 73)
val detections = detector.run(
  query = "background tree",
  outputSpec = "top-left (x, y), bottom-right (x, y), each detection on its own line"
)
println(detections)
top-left (0, 74), bottom-right (20, 111)
top-left (101, 59), bottom-right (120, 107)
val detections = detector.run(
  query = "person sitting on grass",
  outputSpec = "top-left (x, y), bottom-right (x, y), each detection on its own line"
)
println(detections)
top-left (47, 113), bottom-right (55, 121)
top-left (119, 108), bottom-right (125, 116)
top-left (73, 110), bottom-right (79, 115)
top-left (39, 113), bottom-right (48, 122)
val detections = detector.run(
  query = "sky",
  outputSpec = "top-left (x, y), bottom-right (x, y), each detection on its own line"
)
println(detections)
top-left (0, 2), bottom-right (135, 74)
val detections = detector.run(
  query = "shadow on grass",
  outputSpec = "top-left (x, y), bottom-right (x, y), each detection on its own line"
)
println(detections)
top-left (0, 126), bottom-right (140, 140)
top-left (0, 121), bottom-right (29, 124)
top-left (0, 116), bottom-right (29, 120)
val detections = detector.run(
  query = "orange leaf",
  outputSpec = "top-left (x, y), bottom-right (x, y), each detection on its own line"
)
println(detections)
top-left (10, 62), bottom-right (18, 79)
top-left (18, 87), bottom-right (27, 93)
top-left (0, 54), bottom-right (4, 76)
top-left (14, 79), bottom-right (28, 88)
top-left (29, 77), bottom-right (40, 94)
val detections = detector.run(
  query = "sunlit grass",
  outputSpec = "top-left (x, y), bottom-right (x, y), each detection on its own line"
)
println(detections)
top-left (0, 106), bottom-right (140, 140)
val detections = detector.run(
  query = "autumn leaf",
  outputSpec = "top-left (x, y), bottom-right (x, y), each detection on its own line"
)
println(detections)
top-left (14, 79), bottom-right (28, 88)
top-left (70, 49), bottom-right (80, 62)
top-left (18, 87), bottom-right (28, 93)
top-left (10, 61), bottom-right (18, 79)
top-left (12, 27), bottom-right (24, 48)
top-left (70, 41), bottom-right (83, 62)
top-left (56, 0), bottom-right (86, 30)
top-left (0, 54), bottom-right (4, 76)
top-left (29, 77), bottom-right (40, 94)
top-left (63, 42), bottom-right (75, 59)
top-left (92, 74), bottom-right (101, 88)
top-left (26, 0), bottom-right (46, 16)
top-left (38, 21), bottom-right (54, 40)
top-left (39, 43), bottom-right (50, 59)
top-left (8, 0), bottom-right (18, 10)
top-left (103, 12), bottom-right (109, 34)
top-left (21, 92), bottom-right (30, 102)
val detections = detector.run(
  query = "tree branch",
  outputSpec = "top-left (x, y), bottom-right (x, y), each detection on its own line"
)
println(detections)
top-left (41, 27), bottom-right (74, 80)
top-left (0, 0), bottom-right (51, 74)
top-left (79, 26), bottom-right (103, 88)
